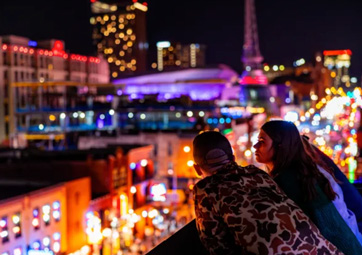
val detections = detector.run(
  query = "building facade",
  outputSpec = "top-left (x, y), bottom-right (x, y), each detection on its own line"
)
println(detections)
top-left (0, 35), bottom-right (110, 145)
top-left (90, 0), bottom-right (148, 79)
top-left (323, 49), bottom-right (352, 88)
top-left (155, 42), bottom-right (206, 71)
top-left (78, 133), bottom-right (197, 179)
top-left (0, 177), bottom-right (91, 255)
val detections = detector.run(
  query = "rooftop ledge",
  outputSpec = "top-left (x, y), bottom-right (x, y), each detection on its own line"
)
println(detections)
top-left (147, 184), bottom-right (362, 255)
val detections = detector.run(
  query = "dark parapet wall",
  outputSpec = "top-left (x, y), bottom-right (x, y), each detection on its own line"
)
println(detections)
top-left (146, 219), bottom-right (208, 255)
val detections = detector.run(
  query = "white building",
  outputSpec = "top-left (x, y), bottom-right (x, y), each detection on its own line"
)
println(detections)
top-left (0, 35), bottom-right (110, 144)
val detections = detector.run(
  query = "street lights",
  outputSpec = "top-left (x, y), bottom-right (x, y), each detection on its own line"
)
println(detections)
top-left (85, 212), bottom-right (102, 255)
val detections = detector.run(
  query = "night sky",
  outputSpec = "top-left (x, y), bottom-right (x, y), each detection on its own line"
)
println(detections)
top-left (1, 0), bottom-right (362, 78)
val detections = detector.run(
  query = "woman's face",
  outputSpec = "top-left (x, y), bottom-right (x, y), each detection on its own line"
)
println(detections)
top-left (253, 129), bottom-right (275, 165)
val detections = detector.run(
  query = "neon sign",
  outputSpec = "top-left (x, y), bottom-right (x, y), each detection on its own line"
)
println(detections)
top-left (150, 183), bottom-right (166, 202)
top-left (52, 40), bottom-right (65, 57)
top-left (323, 49), bottom-right (352, 56)
top-left (28, 250), bottom-right (54, 255)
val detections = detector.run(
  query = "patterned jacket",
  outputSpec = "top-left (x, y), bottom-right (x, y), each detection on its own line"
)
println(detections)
top-left (193, 162), bottom-right (343, 255)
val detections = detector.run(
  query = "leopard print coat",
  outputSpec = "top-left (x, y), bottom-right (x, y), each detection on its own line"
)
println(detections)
top-left (193, 162), bottom-right (343, 255)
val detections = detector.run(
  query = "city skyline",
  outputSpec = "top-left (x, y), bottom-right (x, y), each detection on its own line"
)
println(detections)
top-left (1, 1), bottom-right (362, 254)
top-left (1, 0), bottom-right (361, 77)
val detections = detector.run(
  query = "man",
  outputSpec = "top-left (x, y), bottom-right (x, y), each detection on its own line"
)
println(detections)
top-left (192, 131), bottom-right (342, 255)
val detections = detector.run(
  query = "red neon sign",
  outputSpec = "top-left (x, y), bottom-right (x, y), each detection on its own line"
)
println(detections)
top-left (52, 40), bottom-right (66, 57)
top-left (70, 54), bottom-right (89, 62)
top-left (240, 75), bottom-right (268, 85)
top-left (323, 49), bottom-right (352, 56)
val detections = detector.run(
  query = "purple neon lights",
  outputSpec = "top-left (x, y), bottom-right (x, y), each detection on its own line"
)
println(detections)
top-left (124, 83), bottom-right (225, 101)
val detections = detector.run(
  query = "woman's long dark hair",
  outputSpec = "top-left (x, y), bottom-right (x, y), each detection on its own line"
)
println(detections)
top-left (301, 135), bottom-right (337, 180)
top-left (261, 120), bottom-right (336, 201)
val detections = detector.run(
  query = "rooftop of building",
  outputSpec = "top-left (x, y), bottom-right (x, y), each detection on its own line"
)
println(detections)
top-left (0, 35), bottom-right (101, 63)
top-left (0, 144), bottom-right (150, 201)
top-left (113, 66), bottom-right (239, 85)
top-left (91, 0), bottom-right (148, 14)
top-left (0, 144), bottom-right (149, 162)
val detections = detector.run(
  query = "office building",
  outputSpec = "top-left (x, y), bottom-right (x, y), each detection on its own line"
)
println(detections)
top-left (90, 0), bottom-right (148, 79)
top-left (155, 41), bottom-right (205, 71)
top-left (323, 49), bottom-right (352, 87)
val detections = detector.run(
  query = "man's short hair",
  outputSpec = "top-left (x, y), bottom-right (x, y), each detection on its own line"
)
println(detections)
top-left (193, 131), bottom-right (233, 171)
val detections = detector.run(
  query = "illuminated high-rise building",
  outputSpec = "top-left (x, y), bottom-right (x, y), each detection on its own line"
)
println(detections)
top-left (155, 41), bottom-right (205, 71)
top-left (323, 49), bottom-right (352, 87)
top-left (90, 0), bottom-right (148, 79)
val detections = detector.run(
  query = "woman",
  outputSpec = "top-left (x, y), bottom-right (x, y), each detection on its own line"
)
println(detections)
top-left (253, 120), bottom-right (362, 255)
top-left (303, 135), bottom-right (362, 233)
top-left (301, 135), bottom-right (362, 245)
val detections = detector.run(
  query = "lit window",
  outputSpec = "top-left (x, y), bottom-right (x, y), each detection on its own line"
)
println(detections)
top-left (140, 159), bottom-right (148, 167)
top-left (42, 205), bottom-right (51, 226)
top-left (0, 217), bottom-right (9, 243)
top-left (32, 240), bottom-right (41, 250)
top-left (43, 236), bottom-right (51, 249)
top-left (12, 213), bottom-right (21, 238)
top-left (13, 248), bottom-right (22, 255)
top-left (187, 160), bottom-right (194, 167)
top-left (53, 241), bottom-right (60, 253)
top-left (52, 201), bottom-right (61, 221)
top-left (32, 208), bottom-right (40, 230)
top-left (53, 232), bottom-right (61, 241)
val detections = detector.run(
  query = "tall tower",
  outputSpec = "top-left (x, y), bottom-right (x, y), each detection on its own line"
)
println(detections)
top-left (240, 0), bottom-right (267, 85)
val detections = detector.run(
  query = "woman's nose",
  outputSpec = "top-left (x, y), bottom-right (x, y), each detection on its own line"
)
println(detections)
top-left (253, 143), bottom-right (258, 149)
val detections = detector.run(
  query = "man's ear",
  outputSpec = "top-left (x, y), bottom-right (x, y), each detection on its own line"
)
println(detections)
top-left (193, 164), bottom-right (203, 177)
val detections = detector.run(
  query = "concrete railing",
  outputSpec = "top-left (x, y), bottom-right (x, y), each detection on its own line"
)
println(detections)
top-left (146, 219), bottom-right (208, 255)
